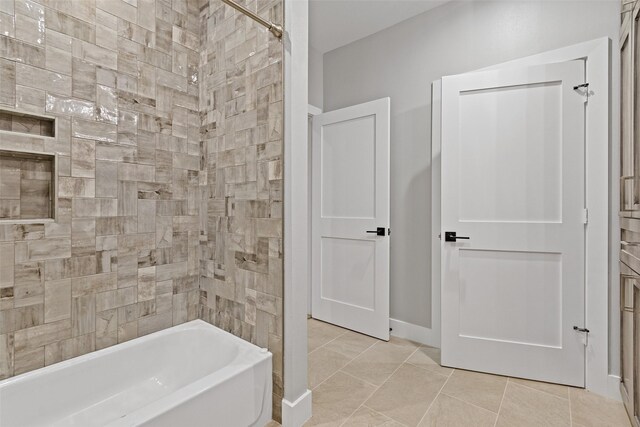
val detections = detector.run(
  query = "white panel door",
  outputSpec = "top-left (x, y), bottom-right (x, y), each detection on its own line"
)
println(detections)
top-left (441, 61), bottom-right (586, 386)
top-left (312, 98), bottom-right (390, 340)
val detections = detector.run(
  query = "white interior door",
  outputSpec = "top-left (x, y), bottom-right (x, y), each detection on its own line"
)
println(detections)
top-left (312, 98), bottom-right (390, 340)
top-left (440, 60), bottom-right (586, 386)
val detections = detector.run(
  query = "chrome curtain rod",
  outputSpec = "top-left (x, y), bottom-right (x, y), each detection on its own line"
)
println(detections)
top-left (220, 0), bottom-right (283, 38)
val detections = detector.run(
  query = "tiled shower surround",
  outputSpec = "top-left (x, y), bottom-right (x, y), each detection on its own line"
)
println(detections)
top-left (0, 152), bottom-right (54, 219)
top-left (198, 0), bottom-right (284, 417)
top-left (0, 0), bottom-right (284, 420)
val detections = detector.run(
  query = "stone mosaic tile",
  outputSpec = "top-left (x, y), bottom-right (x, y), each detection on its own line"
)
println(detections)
top-left (0, 154), bottom-right (53, 220)
top-left (0, 0), bottom-right (202, 375)
top-left (0, 0), bottom-right (284, 422)
top-left (198, 0), bottom-right (284, 420)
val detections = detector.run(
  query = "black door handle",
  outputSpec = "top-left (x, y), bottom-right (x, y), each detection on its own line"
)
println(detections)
top-left (366, 227), bottom-right (386, 236)
top-left (444, 231), bottom-right (470, 242)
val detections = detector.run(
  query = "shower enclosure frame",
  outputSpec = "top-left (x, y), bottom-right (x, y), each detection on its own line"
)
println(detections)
top-left (283, 0), bottom-right (313, 425)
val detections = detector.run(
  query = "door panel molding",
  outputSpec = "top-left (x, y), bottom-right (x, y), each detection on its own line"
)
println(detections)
top-left (432, 38), bottom-right (613, 398)
top-left (441, 60), bottom-right (586, 387)
top-left (311, 97), bottom-right (391, 340)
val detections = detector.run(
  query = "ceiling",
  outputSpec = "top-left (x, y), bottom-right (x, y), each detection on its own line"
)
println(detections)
top-left (309, 0), bottom-right (449, 53)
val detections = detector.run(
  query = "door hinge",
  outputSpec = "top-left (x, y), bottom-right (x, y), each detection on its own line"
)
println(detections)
top-left (582, 208), bottom-right (588, 224)
top-left (574, 326), bottom-right (590, 346)
top-left (573, 82), bottom-right (590, 102)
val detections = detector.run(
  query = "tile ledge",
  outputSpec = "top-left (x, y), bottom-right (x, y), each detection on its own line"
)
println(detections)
top-left (0, 219), bottom-right (55, 225)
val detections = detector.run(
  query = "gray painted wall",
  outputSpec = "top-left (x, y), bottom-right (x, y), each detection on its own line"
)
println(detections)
top-left (323, 0), bottom-right (619, 368)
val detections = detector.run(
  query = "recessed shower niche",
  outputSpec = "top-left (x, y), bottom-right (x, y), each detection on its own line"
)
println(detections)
top-left (0, 109), bottom-right (56, 139)
top-left (0, 149), bottom-right (56, 222)
top-left (0, 109), bottom-right (57, 223)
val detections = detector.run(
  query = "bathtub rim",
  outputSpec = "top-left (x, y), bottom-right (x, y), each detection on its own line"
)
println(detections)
top-left (0, 319), bottom-right (270, 389)
top-left (0, 319), bottom-right (273, 426)
top-left (109, 337), bottom-right (273, 427)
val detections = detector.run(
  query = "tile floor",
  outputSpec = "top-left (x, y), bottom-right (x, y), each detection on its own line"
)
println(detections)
top-left (303, 318), bottom-right (631, 427)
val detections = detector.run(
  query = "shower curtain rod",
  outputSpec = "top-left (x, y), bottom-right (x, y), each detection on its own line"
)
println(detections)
top-left (220, 0), bottom-right (283, 38)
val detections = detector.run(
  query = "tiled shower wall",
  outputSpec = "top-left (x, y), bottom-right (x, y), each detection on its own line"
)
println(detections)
top-left (0, 0), bottom-right (285, 418)
top-left (0, 0), bottom-right (203, 379)
top-left (197, 0), bottom-right (284, 420)
top-left (0, 153), bottom-right (54, 220)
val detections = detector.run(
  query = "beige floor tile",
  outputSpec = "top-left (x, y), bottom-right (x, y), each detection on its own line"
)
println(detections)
top-left (304, 371), bottom-right (377, 427)
top-left (406, 346), bottom-right (454, 377)
top-left (308, 319), bottom-right (346, 353)
top-left (496, 382), bottom-right (570, 427)
top-left (508, 377), bottom-right (569, 399)
top-left (440, 369), bottom-right (507, 413)
top-left (342, 341), bottom-right (417, 386)
top-left (569, 388), bottom-right (631, 427)
top-left (365, 364), bottom-right (448, 427)
top-left (343, 406), bottom-right (405, 426)
top-left (323, 330), bottom-right (378, 359)
top-left (388, 335), bottom-right (421, 348)
top-left (411, 345), bottom-right (442, 363)
top-left (309, 318), bottom-right (346, 334)
top-left (419, 393), bottom-right (497, 427)
top-left (308, 346), bottom-right (352, 389)
top-left (306, 324), bottom-right (629, 427)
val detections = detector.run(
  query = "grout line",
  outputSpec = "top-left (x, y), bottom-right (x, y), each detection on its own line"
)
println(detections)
top-left (308, 337), bottom-right (363, 392)
top-left (353, 337), bottom-right (379, 355)
top-left (307, 352), bottom-right (352, 392)
top-left (507, 380), bottom-right (575, 425)
top-left (440, 391), bottom-right (500, 416)
top-left (307, 328), bottom-right (348, 356)
top-left (307, 323), bottom-right (377, 391)
top-left (362, 405), bottom-right (411, 427)
top-left (338, 339), bottom-right (383, 369)
top-left (415, 368), bottom-right (455, 426)
top-left (308, 367), bottom-right (342, 393)
top-left (569, 399), bottom-right (573, 426)
top-left (494, 378), bottom-right (509, 427)
top-left (337, 369), bottom-right (381, 389)
top-left (310, 335), bottom-right (378, 364)
top-left (318, 332), bottom-right (379, 361)
top-left (338, 343), bottom-right (422, 427)
top-left (509, 379), bottom-right (570, 402)
top-left (568, 387), bottom-right (574, 426)
top-left (405, 361), bottom-right (454, 377)
top-left (309, 357), bottom-right (353, 391)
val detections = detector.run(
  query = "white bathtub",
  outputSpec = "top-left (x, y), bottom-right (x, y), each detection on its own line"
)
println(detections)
top-left (0, 320), bottom-right (272, 427)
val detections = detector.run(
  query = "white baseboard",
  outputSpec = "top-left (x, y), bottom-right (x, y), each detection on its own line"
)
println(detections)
top-left (281, 389), bottom-right (312, 427)
top-left (390, 318), bottom-right (439, 347)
